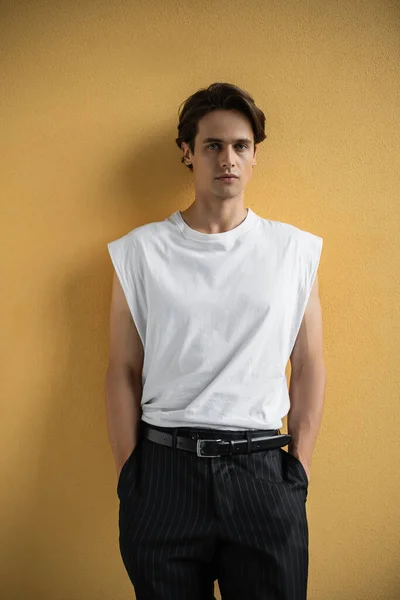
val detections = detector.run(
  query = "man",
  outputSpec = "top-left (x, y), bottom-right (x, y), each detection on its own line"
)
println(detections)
top-left (105, 82), bottom-right (326, 600)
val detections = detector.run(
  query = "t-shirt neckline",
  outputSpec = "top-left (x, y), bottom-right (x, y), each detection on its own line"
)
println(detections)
top-left (173, 207), bottom-right (256, 243)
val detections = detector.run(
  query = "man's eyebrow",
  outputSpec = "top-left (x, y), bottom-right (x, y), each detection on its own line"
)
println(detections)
top-left (202, 137), bottom-right (252, 145)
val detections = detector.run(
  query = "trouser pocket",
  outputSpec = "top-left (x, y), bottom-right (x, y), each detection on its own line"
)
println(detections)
top-left (279, 448), bottom-right (309, 487)
top-left (117, 440), bottom-right (142, 499)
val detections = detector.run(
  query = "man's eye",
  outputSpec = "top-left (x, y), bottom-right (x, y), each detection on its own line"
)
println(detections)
top-left (207, 143), bottom-right (248, 150)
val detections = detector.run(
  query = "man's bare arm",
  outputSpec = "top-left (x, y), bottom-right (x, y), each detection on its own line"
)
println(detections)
top-left (105, 270), bottom-right (144, 477)
top-left (288, 274), bottom-right (327, 476)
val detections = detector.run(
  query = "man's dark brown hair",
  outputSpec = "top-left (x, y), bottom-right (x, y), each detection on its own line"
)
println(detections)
top-left (175, 82), bottom-right (267, 171)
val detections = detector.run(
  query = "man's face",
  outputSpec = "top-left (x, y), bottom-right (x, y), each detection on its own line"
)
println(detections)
top-left (182, 109), bottom-right (257, 203)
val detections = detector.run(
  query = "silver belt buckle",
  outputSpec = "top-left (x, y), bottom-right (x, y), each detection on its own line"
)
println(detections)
top-left (196, 438), bottom-right (223, 457)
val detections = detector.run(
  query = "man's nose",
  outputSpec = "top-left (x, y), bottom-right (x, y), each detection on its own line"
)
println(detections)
top-left (219, 146), bottom-right (236, 167)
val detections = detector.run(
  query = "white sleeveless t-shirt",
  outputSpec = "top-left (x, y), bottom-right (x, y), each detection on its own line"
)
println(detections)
top-left (107, 207), bottom-right (323, 431)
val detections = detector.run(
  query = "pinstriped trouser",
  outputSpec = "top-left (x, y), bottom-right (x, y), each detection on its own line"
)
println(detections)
top-left (117, 421), bottom-right (309, 600)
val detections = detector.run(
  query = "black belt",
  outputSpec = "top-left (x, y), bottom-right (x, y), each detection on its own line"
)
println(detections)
top-left (141, 422), bottom-right (292, 458)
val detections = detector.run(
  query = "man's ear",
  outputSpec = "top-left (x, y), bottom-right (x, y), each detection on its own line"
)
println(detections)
top-left (181, 142), bottom-right (191, 165)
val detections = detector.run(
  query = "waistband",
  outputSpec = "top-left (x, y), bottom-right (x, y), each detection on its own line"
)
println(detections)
top-left (140, 420), bottom-right (280, 439)
top-left (140, 421), bottom-right (291, 457)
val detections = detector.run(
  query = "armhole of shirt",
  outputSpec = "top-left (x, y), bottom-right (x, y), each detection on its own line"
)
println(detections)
top-left (287, 231), bottom-right (323, 361)
top-left (107, 237), bottom-right (145, 349)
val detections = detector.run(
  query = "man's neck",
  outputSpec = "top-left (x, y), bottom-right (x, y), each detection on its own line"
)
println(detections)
top-left (180, 204), bottom-right (248, 234)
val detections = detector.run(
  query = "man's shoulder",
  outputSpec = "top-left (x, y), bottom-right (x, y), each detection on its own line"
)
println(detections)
top-left (107, 217), bottom-right (168, 248)
top-left (267, 218), bottom-right (323, 246)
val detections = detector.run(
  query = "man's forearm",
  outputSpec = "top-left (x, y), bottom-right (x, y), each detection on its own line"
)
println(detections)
top-left (287, 364), bottom-right (326, 465)
top-left (105, 367), bottom-right (143, 476)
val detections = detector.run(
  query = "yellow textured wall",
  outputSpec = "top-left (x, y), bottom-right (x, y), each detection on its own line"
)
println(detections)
top-left (1, 1), bottom-right (399, 598)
